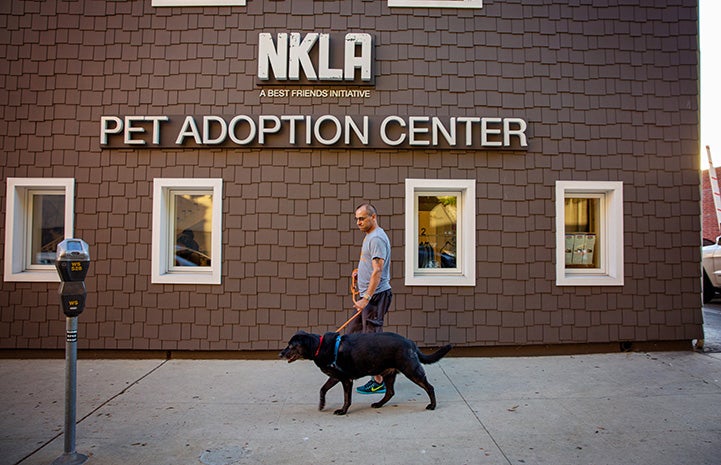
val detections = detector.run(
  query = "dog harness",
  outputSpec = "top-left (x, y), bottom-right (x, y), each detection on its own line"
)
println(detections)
top-left (314, 334), bottom-right (344, 373)
top-left (330, 335), bottom-right (343, 371)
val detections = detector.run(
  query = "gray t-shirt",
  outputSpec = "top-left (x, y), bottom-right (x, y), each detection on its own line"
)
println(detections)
top-left (357, 226), bottom-right (391, 295)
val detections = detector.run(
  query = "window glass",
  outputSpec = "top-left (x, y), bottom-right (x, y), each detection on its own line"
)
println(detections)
top-left (417, 195), bottom-right (458, 270)
top-left (172, 193), bottom-right (213, 268)
top-left (29, 192), bottom-right (66, 266)
top-left (564, 197), bottom-right (600, 269)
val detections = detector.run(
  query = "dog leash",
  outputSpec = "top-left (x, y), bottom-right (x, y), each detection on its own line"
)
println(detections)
top-left (335, 268), bottom-right (362, 333)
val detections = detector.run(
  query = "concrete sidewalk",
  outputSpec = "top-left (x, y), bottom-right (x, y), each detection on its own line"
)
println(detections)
top-left (2, 351), bottom-right (721, 465)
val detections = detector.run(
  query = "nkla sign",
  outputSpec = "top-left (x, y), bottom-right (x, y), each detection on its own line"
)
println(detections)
top-left (257, 33), bottom-right (373, 83)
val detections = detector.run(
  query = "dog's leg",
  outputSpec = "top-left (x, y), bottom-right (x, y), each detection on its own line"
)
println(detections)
top-left (402, 365), bottom-right (437, 410)
top-left (371, 370), bottom-right (397, 409)
top-left (333, 379), bottom-right (354, 415)
top-left (319, 377), bottom-right (339, 411)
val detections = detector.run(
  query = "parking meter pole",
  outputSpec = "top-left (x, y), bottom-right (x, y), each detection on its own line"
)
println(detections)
top-left (52, 316), bottom-right (87, 465)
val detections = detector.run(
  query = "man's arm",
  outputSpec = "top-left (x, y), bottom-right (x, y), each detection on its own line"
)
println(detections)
top-left (354, 257), bottom-right (384, 310)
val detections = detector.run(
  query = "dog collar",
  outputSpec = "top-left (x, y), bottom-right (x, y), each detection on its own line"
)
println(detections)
top-left (314, 335), bottom-right (324, 358)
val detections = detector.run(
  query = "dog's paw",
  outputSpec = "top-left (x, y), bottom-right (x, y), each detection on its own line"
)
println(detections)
top-left (333, 409), bottom-right (347, 415)
top-left (371, 402), bottom-right (384, 409)
top-left (425, 404), bottom-right (436, 410)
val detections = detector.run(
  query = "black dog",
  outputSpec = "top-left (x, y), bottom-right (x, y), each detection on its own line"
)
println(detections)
top-left (279, 331), bottom-right (452, 415)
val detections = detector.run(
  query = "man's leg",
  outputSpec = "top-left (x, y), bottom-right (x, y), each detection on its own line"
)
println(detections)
top-left (364, 291), bottom-right (393, 386)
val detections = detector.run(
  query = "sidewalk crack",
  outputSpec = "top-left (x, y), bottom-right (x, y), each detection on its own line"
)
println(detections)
top-left (440, 361), bottom-right (513, 465)
top-left (15, 359), bottom-right (170, 465)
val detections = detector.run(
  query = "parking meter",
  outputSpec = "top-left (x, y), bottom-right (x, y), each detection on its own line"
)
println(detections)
top-left (55, 239), bottom-right (90, 317)
top-left (52, 238), bottom-right (89, 465)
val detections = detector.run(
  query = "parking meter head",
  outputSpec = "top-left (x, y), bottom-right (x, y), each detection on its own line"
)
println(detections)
top-left (55, 239), bottom-right (90, 282)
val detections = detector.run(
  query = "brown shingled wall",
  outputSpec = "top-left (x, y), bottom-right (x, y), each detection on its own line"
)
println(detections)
top-left (0, 0), bottom-right (703, 351)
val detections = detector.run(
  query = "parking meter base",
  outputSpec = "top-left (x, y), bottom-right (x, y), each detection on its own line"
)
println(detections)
top-left (51, 451), bottom-right (88, 465)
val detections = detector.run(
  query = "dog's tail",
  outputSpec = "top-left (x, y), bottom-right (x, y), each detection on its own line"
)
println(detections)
top-left (418, 344), bottom-right (453, 364)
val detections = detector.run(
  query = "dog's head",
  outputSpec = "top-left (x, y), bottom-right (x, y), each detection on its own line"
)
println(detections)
top-left (279, 331), bottom-right (316, 363)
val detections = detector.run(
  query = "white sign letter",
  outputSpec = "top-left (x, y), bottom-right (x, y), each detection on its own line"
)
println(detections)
top-left (503, 118), bottom-right (528, 147)
top-left (289, 33), bottom-right (318, 80)
top-left (228, 115), bottom-right (256, 145)
top-left (176, 116), bottom-right (202, 145)
top-left (146, 116), bottom-right (169, 145)
top-left (345, 116), bottom-right (369, 145)
top-left (344, 33), bottom-right (372, 82)
top-left (314, 115), bottom-right (342, 145)
top-left (100, 116), bottom-right (122, 145)
top-left (481, 117), bottom-right (503, 147)
top-left (258, 115), bottom-right (281, 144)
top-left (203, 116), bottom-right (228, 144)
top-left (318, 33), bottom-right (342, 81)
top-left (281, 115), bottom-right (305, 144)
top-left (125, 116), bottom-right (147, 145)
top-left (457, 117), bottom-right (480, 146)
top-left (432, 117), bottom-right (456, 146)
top-left (258, 33), bottom-right (288, 80)
top-left (380, 116), bottom-right (406, 146)
top-left (408, 116), bottom-right (430, 146)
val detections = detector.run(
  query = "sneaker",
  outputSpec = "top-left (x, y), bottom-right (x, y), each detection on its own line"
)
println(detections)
top-left (356, 379), bottom-right (385, 394)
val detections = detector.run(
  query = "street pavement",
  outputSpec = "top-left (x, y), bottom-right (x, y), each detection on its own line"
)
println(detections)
top-left (2, 350), bottom-right (721, 465)
top-left (701, 303), bottom-right (721, 353)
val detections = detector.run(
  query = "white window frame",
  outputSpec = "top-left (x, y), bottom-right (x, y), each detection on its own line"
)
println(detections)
top-left (152, 0), bottom-right (246, 6)
top-left (152, 178), bottom-right (223, 285)
top-left (405, 179), bottom-right (476, 286)
top-left (555, 180), bottom-right (624, 286)
top-left (389, 0), bottom-right (482, 8)
top-left (4, 178), bottom-right (75, 282)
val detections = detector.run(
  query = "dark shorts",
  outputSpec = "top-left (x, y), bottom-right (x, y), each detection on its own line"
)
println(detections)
top-left (347, 289), bottom-right (392, 334)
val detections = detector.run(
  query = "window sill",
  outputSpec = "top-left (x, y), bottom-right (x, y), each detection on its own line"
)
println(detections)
top-left (152, 271), bottom-right (220, 285)
top-left (556, 274), bottom-right (623, 286)
top-left (4, 269), bottom-right (61, 283)
top-left (405, 274), bottom-right (475, 286)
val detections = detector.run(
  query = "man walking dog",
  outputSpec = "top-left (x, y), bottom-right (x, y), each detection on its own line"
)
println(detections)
top-left (349, 203), bottom-right (393, 394)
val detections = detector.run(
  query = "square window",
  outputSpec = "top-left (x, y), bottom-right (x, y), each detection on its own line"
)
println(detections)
top-left (152, 179), bottom-right (223, 284)
top-left (4, 178), bottom-right (75, 282)
top-left (405, 179), bottom-right (475, 286)
top-left (555, 181), bottom-right (624, 286)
